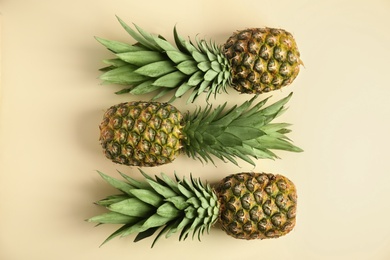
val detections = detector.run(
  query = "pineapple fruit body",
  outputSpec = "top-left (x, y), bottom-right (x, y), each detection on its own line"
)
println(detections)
top-left (215, 172), bottom-right (296, 239)
top-left (224, 28), bottom-right (301, 94)
top-left (97, 16), bottom-right (302, 102)
top-left (99, 93), bottom-right (302, 167)
top-left (87, 170), bottom-right (297, 247)
top-left (100, 102), bottom-right (183, 166)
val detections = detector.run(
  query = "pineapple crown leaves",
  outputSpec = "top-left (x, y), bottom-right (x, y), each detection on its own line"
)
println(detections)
top-left (87, 170), bottom-right (220, 248)
top-left (182, 92), bottom-right (303, 166)
top-left (96, 16), bottom-right (231, 103)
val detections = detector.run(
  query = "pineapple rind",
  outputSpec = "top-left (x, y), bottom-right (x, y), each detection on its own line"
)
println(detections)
top-left (99, 101), bottom-right (183, 167)
top-left (87, 170), bottom-right (220, 247)
top-left (215, 172), bottom-right (297, 240)
top-left (224, 28), bottom-right (302, 94)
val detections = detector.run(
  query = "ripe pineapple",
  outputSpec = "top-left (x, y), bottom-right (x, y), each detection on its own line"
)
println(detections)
top-left (87, 170), bottom-right (297, 247)
top-left (97, 16), bottom-right (303, 102)
top-left (99, 93), bottom-right (302, 167)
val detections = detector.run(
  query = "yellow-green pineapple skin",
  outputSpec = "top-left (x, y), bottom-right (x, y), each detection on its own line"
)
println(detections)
top-left (99, 101), bottom-right (183, 166)
top-left (215, 172), bottom-right (297, 240)
top-left (224, 28), bottom-right (302, 94)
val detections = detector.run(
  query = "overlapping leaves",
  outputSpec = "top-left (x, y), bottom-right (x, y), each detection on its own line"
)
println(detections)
top-left (182, 92), bottom-right (303, 166)
top-left (87, 170), bottom-right (219, 247)
top-left (97, 16), bottom-right (231, 103)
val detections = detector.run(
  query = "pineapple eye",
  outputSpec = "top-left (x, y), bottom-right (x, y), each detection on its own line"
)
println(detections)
top-left (123, 118), bottom-right (135, 130)
top-left (233, 184), bottom-right (242, 197)
top-left (273, 46), bottom-right (285, 61)
top-left (234, 41), bottom-right (245, 52)
top-left (265, 184), bottom-right (274, 195)
top-left (227, 222), bottom-right (239, 235)
top-left (272, 77), bottom-right (283, 86)
top-left (143, 128), bottom-right (156, 142)
top-left (156, 156), bottom-right (170, 165)
top-left (282, 221), bottom-right (295, 232)
top-left (287, 51), bottom-right (298, 64)
top-left (254, 58), bottom-right (265, 73)
top-left (161, 146), bottom-right (173, 157)
top-left (156, 131), bottom-right (168, 145)
top-left (288, 192), bottom-right (297, 203)
top-left (262, 199), bottom-right (272, 216)
top-left (275, 194), bottom-right (288, 210)
top-left (248, 40), bottom-right (259, 54)
top-left (257, 218), bottom-right (268, 232)
top-left (134, 150), bottom-right (145, 161)
top-left (235, 209), bottom-right (245, 223)
top-left (116, 129), bottom-right (128, 144)
top-left (260, 72), bottom-right (271, 84)
top-left (100, 128), bottom-right (114, 142)
top-left (267, 59), bottom-right (277, 73)
top-left (265, 229), bottom-right (278, 238)
top-left (240, 193), bottom-right (251, 210)
top-left (147, 103), bottom-right (159, 112)
top-left (138, 140), bottom-right (151, 152)
top-left (104, 107), bottom-right (117, 117)
top-left (140, 111), bottom-right (152, 121)
top-left (234, 173), bottom-right (246, 182)
top-left (117, 105), bottom-right (129, 116)
top-left (279, 63), bottom-right (291, 76)
top-left (107, 142), bottom-right (121, 157)
top-left (259, 45), bottom-right (270, 60)
top-left (253, 189), bottom-right (263, 204)
top-left (271, 213), bottom-right (282, 227)
top-left (127, 132), bottom-right (140, 146)
top-left (266, 35), bottom-right (276, 46)
top-left (256, 174), bottom-right (269, 185)
top-left (245, 179), bottom-right (255, 192)
top-left (150, 143), bottom-right (162, 155)
top-left (252, 29), bottom-right (265, 39)
top-left (222, 179), bottom-right (232, 190)
top-left (220, 209), bottom-right (230, 222)
top-left (282, 78), bottom-right (292, 86)
top-left (276, 179), bottom-right (287, 191)
top-left (247, 72), bottom-right (256, 83)
top-left (158, 108), bottom-right (170, 119)
top-left (145, 155), bottom-right (157, 165)
top-left (270, 28), bottom-right (281, 35)
top-left (287, 206), bottom-right (297, 219)
top-left (123, 145), bottom-right (134, 157)
top-left (111, 116), bottom-right (122, 129)
top-left (242, 53), bottom-right (253, 68)
top-left (237, 30), bottom-right (251, 40)
top-left (243, 222), bottom-right (253, 233)
top-left (150, 117), bottom-right (162, 129)
top-left (227, 198), bottom-right (237, 212)
top-left (116, 155), bottom-right (129, 165)
top-left (133, 120), bottom-right (146, 134)
top-left (129, 107), bottom-right (141, 118)
top-left (249, 206), bottom-right (260, 222)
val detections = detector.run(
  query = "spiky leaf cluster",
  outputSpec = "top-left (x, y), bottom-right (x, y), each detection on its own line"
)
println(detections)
top-left (182, 92), bottom-right (302, 166)
top-left (97, 16), bottom-right (231, 103)
top-left (87, 170), bottom-right (219, 247)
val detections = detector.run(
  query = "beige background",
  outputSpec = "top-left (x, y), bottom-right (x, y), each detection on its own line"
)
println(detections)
top-left (1, 0), bottom-right (390, 259)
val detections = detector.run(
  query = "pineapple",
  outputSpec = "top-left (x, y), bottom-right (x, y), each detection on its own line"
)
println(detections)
top-left (87, 170), bottom-right (297, 247)
top-left (99, 93), bottom-right (302, 167)
top-left (97, 16), bottom-right (303, 103)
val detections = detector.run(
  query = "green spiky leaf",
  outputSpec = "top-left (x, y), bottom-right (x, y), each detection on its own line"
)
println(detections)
top-left (88, 171), bottom-right (219, 247)
top-left (182, 93), bottom-right (302, 166)
top-left (96, 17), bottom-right (232, 102)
